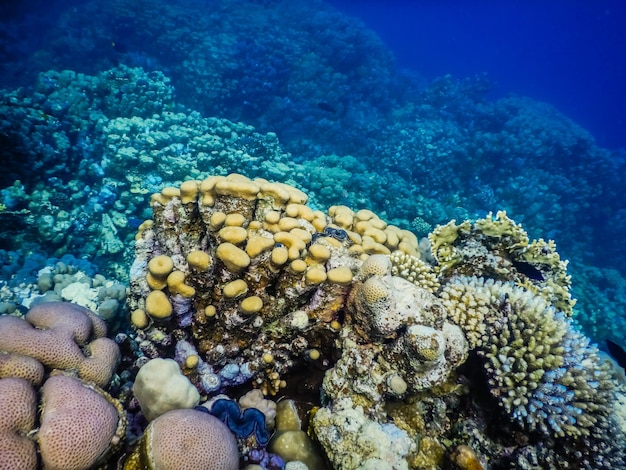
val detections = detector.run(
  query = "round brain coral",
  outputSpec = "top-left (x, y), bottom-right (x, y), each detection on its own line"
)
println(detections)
top-left (125, 408), bottom-right (239, 470)
top-left (0, 301), bottom-right (120, 387)
top-left (37, 375), bottom-right (125, 469)
top-left (133, 358), bottom-right (200, 421)
top-left (0, 377), bottom-right (38, 470)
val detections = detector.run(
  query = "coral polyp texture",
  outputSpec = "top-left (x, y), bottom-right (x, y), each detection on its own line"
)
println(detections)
top-left (124, 408), bottom-right (239, 470)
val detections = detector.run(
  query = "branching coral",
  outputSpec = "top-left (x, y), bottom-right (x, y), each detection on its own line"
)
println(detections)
top-left (442, 276), bottom-right (624, 465)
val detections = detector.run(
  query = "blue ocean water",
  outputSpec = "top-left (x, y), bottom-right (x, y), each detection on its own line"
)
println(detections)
top-left (328, 0), bottom-right (626, 150)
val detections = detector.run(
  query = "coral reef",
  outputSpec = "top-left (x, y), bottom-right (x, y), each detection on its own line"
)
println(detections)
top-left (0, 3), bottom-right (625, 463)
top-left (120, 172), bottom-right (626, 469)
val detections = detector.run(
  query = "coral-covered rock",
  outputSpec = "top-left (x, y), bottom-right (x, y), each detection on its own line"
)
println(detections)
top-left (128, 174), bottom-right (418, 396)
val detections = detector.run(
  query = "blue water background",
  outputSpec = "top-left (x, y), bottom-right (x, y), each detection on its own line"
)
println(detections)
top-left (329, 0), bottom-right (626, 150)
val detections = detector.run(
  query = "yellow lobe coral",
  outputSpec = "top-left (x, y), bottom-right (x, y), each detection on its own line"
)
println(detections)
top-left (223, 280), bottom-right (248, 298)
top-left (278, 217), bottom-right (299, 232)
top-left (224, 213), bottom-right (245, 227)
top-left (271, 247), bottom-right (289, 266)
top-left (209, 212), bottom-right (227, 230)
top-left (187, 250), bottom-right (211, 271)
top-left (326, 266), bottom-right (353, 285)
top-left (199, 175), bottom-right (224, 206)
top-left (305, 267), bottom-right (327, 285)
top-left (145, 290), bottom-right (173, 319)
top-left (167, 271), bottom-right (195, 298)
top-left (219, 226), bottom-right (248, 245)
top-left (131, 309), bottom-right (149, 329)
top-left (289, 259), bottom-right (307, 274)
top-left (274, 232), bottom-right (305, 260)
top-left (179, 180), bottom-right (200, 204)
top-left (216, 243), bottom-right (251, 272)
top-left (148, 255), bottom-right (174, 277)
top-left (215, 179), bottom-right (260, 201)
top-left (246, 236), bottom-right (275, 258)
top-left (307, 244), bottom-right (331, 263)
top-left (240, 296), bottom-right (263, 314)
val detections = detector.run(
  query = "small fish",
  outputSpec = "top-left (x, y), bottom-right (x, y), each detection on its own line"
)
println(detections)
top-left (111, 41), bottom-right (128, 54)
top-left (511, 260), bottom-right (544, 281)
top-left (317, 102), bottom-right (337, 113)
top-left (606, 339), bottom-right (626, 370)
